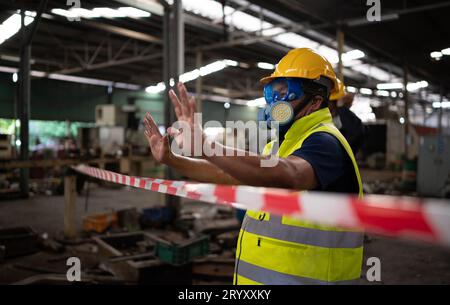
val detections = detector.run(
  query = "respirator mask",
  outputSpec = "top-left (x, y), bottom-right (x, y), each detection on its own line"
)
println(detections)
top-left (258, 78), bottom-right (305, 128)
top-left (258, 77), bottom-right (332, 129)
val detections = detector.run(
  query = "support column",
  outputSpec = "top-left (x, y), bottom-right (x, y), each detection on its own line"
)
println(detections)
top-left (403, 64), bottom-right (410, 159)
top-left (163, 0), bottom-right (184, 217)
top-left (17, 0), bottom-right (48, 197)
top-left (64, 175), bottom-right (77, 239)
top-left (336, 29), bottom-right (345, 82)
top-left (438, 85), bottom-right (443, 135)
top-left (18, 10), bottom-right (30, 198)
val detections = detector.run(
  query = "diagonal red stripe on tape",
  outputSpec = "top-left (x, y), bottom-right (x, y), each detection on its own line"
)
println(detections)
top-left (166, 186), bottom-right (178, 195)
top-left (186, 191), bottom-right (201, 200)
top-left (139, 179), bottom-right (146, 188)
top-left (350, 197), bottom-right (437, 240)
top-left (214, 185), bottom-right (236, 206)
top-left (151, 183), bottom-right (159, 192)
top-left (263, 190), bottom-right (301, 215)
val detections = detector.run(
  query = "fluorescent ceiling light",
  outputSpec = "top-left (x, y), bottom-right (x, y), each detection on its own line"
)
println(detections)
top-left (224, 59), bottom-right (238, 67)
top-left (433, 102), bottom-right (441, 108)
top-left (199, 61), bottom-right (227, 76)
top-left (441, 48), bottom-right (450, 55)
top-left (0, 11), bottom-right (35, 45)
top-left (51, 7), bottom-right (150, 20)
top-left (71, 8), bottom-right (101, 18)
top-left (346, 86), bottom-right (357, 93)
top-left (351, 63), bottom-right (392, 82)
top-left (146, 59), bottom-right (237, 94)
top-left (432, 101), bottom-right (450, 109)
top-left (257, 62), bottom-right (275, 70)
top-left (430, 51), bottom-right (443, 59)
top-left (51, 8), bottom-right (79, 19)
top-left (0, 66), bottom-right (19, 73)
top-left (376, 90), bottom-right (390, 97)
top-left (93, 8), bottom-right (126, 18)
top-left (0, 65), bottom-right (139, 90)
top-left (359, 88), bottom-right (373, 95)
top-left (246, 97), bottom-right (266, 108)
top-left (407, 80), bottom-right (428, 91)
top-left (342, 49), bottom-right (365, 62)
top-left (376, 82), bottom-right (403, 90)
top-left (118, 7), bottom-right (151, 17)
top-left (377, 81), bottom-right (428, 91)
top-left (146, 82), bottom-right (166, 94)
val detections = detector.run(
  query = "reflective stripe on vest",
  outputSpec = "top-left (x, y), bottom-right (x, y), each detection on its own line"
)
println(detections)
top-left (234, 108), bottom-right (364, 285)
top-left (236, 260), bottom-right (358, 285)
top-left (243, 214), bottom-right (363, 248)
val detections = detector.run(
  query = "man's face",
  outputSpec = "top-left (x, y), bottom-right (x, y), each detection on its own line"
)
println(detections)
top-left (265, 78), bottom-right (324, 121)
top-left (292, 95), bottom-right (324, 120)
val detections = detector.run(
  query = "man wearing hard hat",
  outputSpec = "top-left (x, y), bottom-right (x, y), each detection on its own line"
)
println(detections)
top-left (143, 48), bottom-right (363, 285)
top-left (329, 79), bottom-right (366, 154)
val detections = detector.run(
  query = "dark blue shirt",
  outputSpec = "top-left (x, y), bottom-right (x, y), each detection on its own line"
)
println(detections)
top-left (288, 132), bottom-right (359, 194)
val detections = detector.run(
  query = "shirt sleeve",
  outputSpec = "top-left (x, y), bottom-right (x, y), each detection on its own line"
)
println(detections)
top-left (290, 132), bottom-right (346, 190)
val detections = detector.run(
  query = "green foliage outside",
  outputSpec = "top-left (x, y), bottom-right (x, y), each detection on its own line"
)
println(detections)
top-left (0, 118), bottom-right (94, 149)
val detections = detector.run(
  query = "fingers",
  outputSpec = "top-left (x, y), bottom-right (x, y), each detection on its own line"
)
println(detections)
top-left (144, 112), bottom-right (161, 137)
top-left (169, 83), bottom-right (198, 120)
top-left (177, 82), bottom-right (192, 117)
top-left (170, 84), bottom-right (189, 118)
top-left (169, 90), bottom-right (183, 120)
top-left (188, 96), bottom-right (197, 116)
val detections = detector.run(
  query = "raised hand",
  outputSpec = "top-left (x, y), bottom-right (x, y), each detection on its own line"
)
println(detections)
top-left (143, 112), bottom-right (171, 163)
top-left (167, 82), bottom-right (204, 156)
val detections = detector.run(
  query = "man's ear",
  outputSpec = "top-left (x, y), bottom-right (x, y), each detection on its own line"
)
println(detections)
top-left (310, 95), bottom-right (324, 111)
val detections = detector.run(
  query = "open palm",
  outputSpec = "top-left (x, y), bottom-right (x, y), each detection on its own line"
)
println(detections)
top-left (143, 113), bottom-right (170, 163)
top-left (167, 82), bottom-right (203, 156)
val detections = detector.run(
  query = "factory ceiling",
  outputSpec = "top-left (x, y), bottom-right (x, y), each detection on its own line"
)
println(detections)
top-left (0, 0), bottom-right (449, 101)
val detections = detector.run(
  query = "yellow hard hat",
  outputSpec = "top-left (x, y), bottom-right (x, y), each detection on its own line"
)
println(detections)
top-left (330, 78), bottom-right (345, 101)
top-left (260, 48), bottom-right (339, 96)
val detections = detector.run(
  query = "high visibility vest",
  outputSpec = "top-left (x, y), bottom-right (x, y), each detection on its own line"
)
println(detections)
top-left (234, 108), bottom-right (364, 285)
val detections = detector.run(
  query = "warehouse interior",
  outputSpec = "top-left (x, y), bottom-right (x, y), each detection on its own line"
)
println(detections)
top-left (0, 0), bottom-right (450, 285)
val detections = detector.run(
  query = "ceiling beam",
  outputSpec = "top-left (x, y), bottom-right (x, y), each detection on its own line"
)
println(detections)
top-left (41, 13), bottom-right (161, 43)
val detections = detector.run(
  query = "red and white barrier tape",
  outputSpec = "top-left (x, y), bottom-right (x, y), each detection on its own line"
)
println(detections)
top-left (73, 164), bottom-right (450, 247)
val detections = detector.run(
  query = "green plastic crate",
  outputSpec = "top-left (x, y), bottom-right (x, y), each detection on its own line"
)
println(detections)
top-left (155, 235), bottom-right (209, 265)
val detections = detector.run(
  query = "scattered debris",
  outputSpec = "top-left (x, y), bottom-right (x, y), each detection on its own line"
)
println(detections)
top-left (0, 227), bottom-right (39, 258)
top-left (83, 212), bottom-right (118, 233)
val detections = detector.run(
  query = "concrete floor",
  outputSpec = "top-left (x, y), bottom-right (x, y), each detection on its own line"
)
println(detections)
top-left (0, 185), bottom-right (163, 235)
top-left (1, 185), bottom-right (450, 284)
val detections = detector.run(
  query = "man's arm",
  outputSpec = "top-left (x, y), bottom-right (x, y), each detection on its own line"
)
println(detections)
top-left (166, 153), bottom-right (242, 185)
top-left (203, 139), bottom-right (318, 190)
top-left (143, 112), bottom-right (241, 185)
top-left (146, 82), bottom-right (317, 190)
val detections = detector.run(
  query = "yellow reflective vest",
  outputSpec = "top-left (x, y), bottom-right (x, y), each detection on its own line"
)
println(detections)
top-left (234, 108), bottom-right (364, 285)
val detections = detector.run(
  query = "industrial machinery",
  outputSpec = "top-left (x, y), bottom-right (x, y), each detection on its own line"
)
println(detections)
top-left (417, 136), bottom-right (450, 197)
